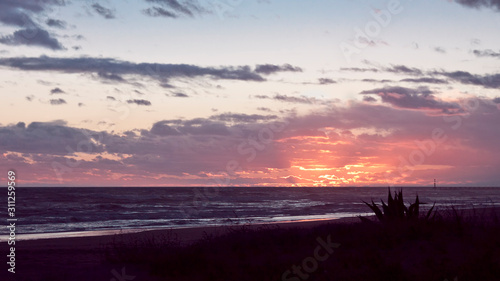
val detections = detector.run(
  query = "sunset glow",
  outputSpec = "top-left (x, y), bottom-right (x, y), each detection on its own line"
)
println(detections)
top-left (1, 0), bottom-right (499, 187)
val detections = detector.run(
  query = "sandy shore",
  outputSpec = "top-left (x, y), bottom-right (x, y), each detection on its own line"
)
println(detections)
top-left (4, 207), bottom-right (499, 280)
top-left (3, 216), bottom-right (360, 280)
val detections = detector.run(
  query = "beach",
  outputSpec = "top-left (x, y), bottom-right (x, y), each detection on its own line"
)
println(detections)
top-left (7, 217), bottom-right (358, 281)
top-left (7, 186), bottom-right (499, 236)
top-left (5, 207), bottom-right (500, 281)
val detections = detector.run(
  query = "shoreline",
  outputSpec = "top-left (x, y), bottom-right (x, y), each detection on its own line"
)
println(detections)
top-left (10, 216), bottom-right (363, 247)
top-left (4, 204), bottom-right (499, 243)
top-left (2, 213), bottom-right (372, 242)
top-left (10, 205), bottom-right (499, 248)
top-left (4, 206), bottom-right (499, 280)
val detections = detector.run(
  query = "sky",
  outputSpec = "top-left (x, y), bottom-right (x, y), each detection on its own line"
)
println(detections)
top-left (1, 0), bottom-right (500, 187)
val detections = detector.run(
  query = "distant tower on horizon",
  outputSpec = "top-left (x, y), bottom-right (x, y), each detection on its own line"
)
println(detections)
top-left (434, 179), bottom-right (437, 189)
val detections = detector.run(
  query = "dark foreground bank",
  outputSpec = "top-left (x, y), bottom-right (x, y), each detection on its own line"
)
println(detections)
top-left (3, 207), bottom-right (500, 281)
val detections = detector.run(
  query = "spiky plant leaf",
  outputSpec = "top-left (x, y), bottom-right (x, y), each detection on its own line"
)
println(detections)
top-left (381, 199), bottom-right (390, 218)
top-left (414, 195), bottom-right (420, 218)
top-left (397, 190), bottom-right (406, 219)
top-left (425, 203), bottom-right (436, 220)
top-left (363, 188), bottom-right (438, 223)
top-left (407, 195), bottom-right (420, 220)
top-left (363, 200), bottom-right (384, 221)
top-left (387, 187), bottom-right (394, 206)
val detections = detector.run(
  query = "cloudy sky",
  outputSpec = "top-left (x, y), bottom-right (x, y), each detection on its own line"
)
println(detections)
top-left (1, 0), bottom-right (500, 187)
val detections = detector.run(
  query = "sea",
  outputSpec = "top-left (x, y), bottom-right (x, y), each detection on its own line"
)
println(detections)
top-left (1, 186), bottom-right (499, 241)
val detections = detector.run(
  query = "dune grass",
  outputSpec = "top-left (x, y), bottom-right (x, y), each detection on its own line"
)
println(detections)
top-left (103, 205), bottom-right (500, 281)
top-left (361, 188), bottom-right (436, 223)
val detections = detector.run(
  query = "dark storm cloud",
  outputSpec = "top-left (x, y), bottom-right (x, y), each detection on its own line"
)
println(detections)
top-left (254, 64), bottom-right (302, 75)
top-left (344, 63), bottom-right (500, 90)
top-left (97, 71), bottom-right (126, 82)
top-left (318, 78), bottom-right (336, 85)
top-left (91, 3), bottom-right (116, 19)
top-left (254, 94), bottom-right (317, 104)
top-left (434, 70), bottom-right (500, 89)
top-left (385, 65), bottom-right (423, 76)
top-left (342, 65), bottom-right (422, 76)
top-left (273, 94), bottom-right (315, 104)
top-left (400, 77), bottom-right (448, 84)
top-left (2, 98), bottom-right (500, 184)
top-left (127, 99), bottom-right (152, 106)
top-left (0, 1), bottom-right (66, 50)
top-left (340, 67), bottom-right (379, 72)
top-left (173, 92), bottom-right (189, 97)
top-left (160, 83), bottom-right (175, 88)
top-left (0, 0), bottom-right (64, 27)
top-left (141, 0), bottom-right (213, 18)
top-left (145, 0), bottom-right (194, 16)
top-left (0, 121), bottom-right (106, 155)
top-left (149, 119), bottom-right (230, 136)
top-left (362, 79), bottom-right (393, 83)
top-left (4, 97), bottom-right (500, 184)
top-left (0, 56), bottom-right (299, 83)
top-left (143, 7), bottom-right (178, 18)
top-left (46, 18), bottom-right (66, 29)
top-left (209, 113), bottom-right (278, 123)
top-left (473, 49), bottom-right (500, 58)
top-left (150, 121), bottom-right (181, 136)
top-left (141, 0), bottom-right (274, 20)
top-left (363, 96), bottom-right (377, 102)
top-left (49, 98), bottom-right (66, 105)
top-left (178, 121), bottom-right (230, 136)
top-left (361, 86), bottom-right (433, 96)
top-left (455, 0), bottom-right (500, 11)
top-left (0, 9), bottom-right (35, 27)
top-left (0, 28), bottom-right (64, 50)
top-left (50, 87), bottom-right (65, 94)
top-left (360, 86), bottom-right (460, 111)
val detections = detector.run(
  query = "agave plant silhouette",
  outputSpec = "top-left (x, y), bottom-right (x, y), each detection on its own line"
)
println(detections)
top-left (361, 188), bottom-right (436, 223)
